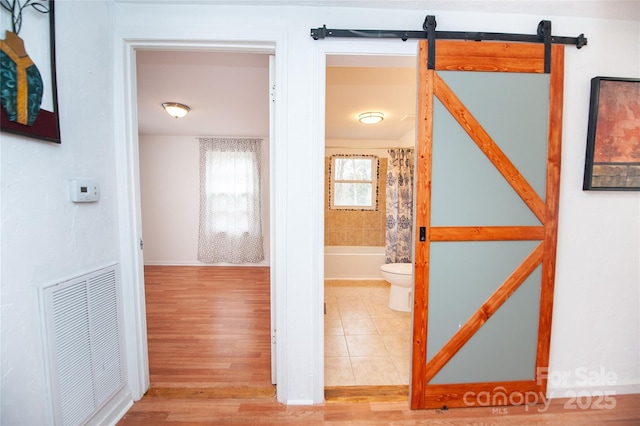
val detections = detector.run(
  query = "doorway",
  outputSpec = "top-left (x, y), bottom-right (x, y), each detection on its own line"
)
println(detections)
top-left (323, 54), bottom-right (417, 391)
top-left (134, 48), bottom-right (276, 392)
top-left (318, 39), bottom-right (563, 407)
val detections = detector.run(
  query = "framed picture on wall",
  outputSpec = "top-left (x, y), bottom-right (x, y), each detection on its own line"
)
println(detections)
top-left (583, 77), bottom-right (640, 190)
top-left (0, 0), bottom-right (61, 143)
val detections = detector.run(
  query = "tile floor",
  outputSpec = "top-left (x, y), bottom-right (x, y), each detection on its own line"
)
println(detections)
top-left (324, 280), bottom-right (412, 386)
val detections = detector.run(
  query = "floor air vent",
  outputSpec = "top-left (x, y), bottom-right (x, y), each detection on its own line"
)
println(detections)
top-left (41, 264), bottom-right (125, 425)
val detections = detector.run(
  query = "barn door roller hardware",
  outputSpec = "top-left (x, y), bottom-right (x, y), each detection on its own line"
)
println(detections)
top-left (311, 15), bottom-right (587, 73)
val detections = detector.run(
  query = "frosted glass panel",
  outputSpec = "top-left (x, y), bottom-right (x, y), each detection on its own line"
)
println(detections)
top-left (426, 241), bottom-right (540, 365)
top-left (427, 242), bottom-right (541, 384)
top-left (439, 72), bottom-right (550, 199)
top-left (431, 71), bottom-right (549, 227)
top-left (429, 268), bottom-right (541, 384)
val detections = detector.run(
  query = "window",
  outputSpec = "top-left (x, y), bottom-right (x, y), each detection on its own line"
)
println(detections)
top-left (198, 138), bottom-right (264, 264)
top-left (329, 155), bottom-right (379, 210)
top-left (204, 150), bottom-right (257, 235)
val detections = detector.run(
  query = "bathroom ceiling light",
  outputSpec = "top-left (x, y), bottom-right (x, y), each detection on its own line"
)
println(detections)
top-left (162, 102), bottom-right (190, 118)
top-left (358, 111), bottom-right (384, 124)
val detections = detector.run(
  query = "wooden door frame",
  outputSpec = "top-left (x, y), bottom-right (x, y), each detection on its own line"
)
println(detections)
top-left (411, 40), bottom-right (564, 409)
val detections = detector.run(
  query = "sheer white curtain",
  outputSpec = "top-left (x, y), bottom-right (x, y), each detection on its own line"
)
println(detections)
top-left (198, 138), bottom-right (264, 263)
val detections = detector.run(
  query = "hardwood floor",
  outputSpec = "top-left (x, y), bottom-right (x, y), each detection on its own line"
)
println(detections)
top-left (119, 392), bottom-right (640, 424)
top-left (142, 265), bottom-right (274, 392)
top-left (118, 266), bottom-right (640, 424)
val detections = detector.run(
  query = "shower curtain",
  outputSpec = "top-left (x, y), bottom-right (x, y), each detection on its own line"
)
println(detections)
top-left (385, 148), bottom-right (414, 263)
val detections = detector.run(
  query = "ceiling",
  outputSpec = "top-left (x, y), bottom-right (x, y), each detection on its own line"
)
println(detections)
top-left (136, 50), bottom-right (271, 138)
top-left (325, 56), bottom-right (416, 140)
top-left (136, 51), bottom-right (416, 141)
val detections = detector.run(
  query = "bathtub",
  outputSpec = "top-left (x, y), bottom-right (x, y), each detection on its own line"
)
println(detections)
top-left (324, 246), bottom-right (385, 280)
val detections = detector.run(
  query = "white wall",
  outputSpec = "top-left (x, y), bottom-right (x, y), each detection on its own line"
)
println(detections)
top-left (139, 135), bottom-right (270, 265)
top-left (547, 17), bottom-right (640, 396)
top-left (1, 2), bottom-right (638, 423)
top-left (0, 2), bottom-right (128, 425)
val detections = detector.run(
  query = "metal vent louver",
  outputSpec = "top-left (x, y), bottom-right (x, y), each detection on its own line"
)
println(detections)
top-left (42, 264), bottom-right (125, 425)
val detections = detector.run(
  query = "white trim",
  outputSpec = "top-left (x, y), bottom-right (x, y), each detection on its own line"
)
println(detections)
top-left (142, 261), bottom-right (270, 267)
top-left (114, 33), bottom-right (288, 404)
top-left (88, 388), bottom-right (133, 426)
top-left (311, 46), bottom-right (326, 403)
top-left (547, 384), bottom-right (640, 399)
top-left (114, 37), bottom-right (149, 401)
top-left (269, 53), bottom-right (278, 384)
top-left (285, 399), bottom-right (316, 406)
top-left (270, 40), bottom-right (289, 405)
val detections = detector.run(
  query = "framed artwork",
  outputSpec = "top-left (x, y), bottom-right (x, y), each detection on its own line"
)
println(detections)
top-left (0, 0), bottom-right (60, 143)
top-left (583, 77), bottom-right (640, 190)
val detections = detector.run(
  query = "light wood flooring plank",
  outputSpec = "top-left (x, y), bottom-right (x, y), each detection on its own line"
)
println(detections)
top-left (143, 265), bottom-right (274, 390)
top-left (120, 393), bottom-right (640, 424)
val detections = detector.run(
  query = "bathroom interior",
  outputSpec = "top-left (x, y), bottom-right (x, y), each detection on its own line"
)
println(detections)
top-left (324, 54), bottom-right (417, 387)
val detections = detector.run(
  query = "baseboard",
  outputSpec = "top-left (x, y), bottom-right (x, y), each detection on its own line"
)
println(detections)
top-left (324, 276), bottom-right (386, 280)
top-left (87, 387), bottom-right (133, 426)
top-left (547, 383), bottom-right (640, 399)
top-left (285, 399), bottom-right (316, 405)
top-left (144, 261), bottom-right (270, 267)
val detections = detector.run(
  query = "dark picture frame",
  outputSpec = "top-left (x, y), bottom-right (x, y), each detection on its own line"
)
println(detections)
top-left (583, 77), bottom-right (640, 190)
top-left (1, 0), bottom-right (60, 144)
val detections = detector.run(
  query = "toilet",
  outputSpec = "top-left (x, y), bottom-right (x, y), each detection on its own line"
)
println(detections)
top-left (380, 263), bottom-right (413, 312)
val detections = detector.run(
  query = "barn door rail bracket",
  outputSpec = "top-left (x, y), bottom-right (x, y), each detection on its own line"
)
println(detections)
top-left (310, 15), bottom-right (587, 47)
top-left (311, 15), bottom-right (587, 72)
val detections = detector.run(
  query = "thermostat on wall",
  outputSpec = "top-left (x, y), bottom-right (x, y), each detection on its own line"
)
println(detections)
top-left (69, 179), bottom-right (100, 203)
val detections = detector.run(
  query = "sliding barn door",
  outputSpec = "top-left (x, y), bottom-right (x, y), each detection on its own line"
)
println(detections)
top-left (411, 40), bottom-right (564, 409)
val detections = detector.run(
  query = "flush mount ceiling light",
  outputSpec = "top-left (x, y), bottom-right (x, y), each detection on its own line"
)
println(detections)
top-left (358, 111), bottom-right (384, 124)
top-left (162, 102), bottom-right (190, 118)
